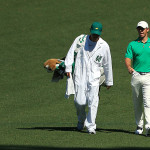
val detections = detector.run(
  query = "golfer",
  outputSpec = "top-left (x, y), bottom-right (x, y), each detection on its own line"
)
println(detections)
top-left (65, 22), bottom-right (113, 134)
top-left (125, 21), bottom-right (150, 136)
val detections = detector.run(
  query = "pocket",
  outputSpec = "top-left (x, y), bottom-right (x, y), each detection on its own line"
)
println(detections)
top-left (91, 66), bottom-right (101, 81)
top-left (132, 71), bottom-right (139, 78)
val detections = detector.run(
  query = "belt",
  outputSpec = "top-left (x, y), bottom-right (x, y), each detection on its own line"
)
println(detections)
top-left (138, 72), bottom-right (150, 75)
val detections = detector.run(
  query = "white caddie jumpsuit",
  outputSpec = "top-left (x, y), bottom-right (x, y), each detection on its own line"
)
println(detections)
top-left (65, 34), bottom-right (113, 131)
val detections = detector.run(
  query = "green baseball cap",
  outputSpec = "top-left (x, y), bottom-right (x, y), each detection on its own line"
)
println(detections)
top-left (90, 22), bottom-right (102, 35)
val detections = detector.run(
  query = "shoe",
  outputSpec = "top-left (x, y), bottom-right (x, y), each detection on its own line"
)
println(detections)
top-left (87, 129), bottom-right (96, 134)
top-left (77, 122), bottom-right (84, 131)
top-left (135, 126), bottom-right (143, 135)
top-left (146, 128), bottom-right (150, 137)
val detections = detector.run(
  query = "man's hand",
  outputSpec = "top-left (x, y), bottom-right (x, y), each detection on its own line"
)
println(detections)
top-left (125, 58), bottom-right (134, 74)
top-left (66, 72), bottom-right (71, 78)
top-left (127, 66), bottom-right (134, 74)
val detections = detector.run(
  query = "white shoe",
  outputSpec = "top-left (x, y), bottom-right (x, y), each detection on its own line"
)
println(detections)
top-left (146, 128), bottom-right (150, 137)
top-left (87, 129), bottom-right (96, 134)
top-left (135, 126), bottom-right (143, 135)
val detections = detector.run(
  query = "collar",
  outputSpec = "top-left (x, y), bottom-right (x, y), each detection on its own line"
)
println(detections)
top-left (88, 35), bottom-right (104, 44)
top-left (137, 37), bottom-right (150, 43)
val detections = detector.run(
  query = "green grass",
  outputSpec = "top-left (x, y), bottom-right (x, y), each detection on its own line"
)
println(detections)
top-left (0, 0), bottom-right (150, 149)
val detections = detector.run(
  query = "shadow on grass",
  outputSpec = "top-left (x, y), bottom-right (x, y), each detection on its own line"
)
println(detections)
top-left (17, 126), bottom-right (144, 136)
top-left (17, 127), bottom-right (78, 132)
top-left (0, 145), bottom-right (149, 150)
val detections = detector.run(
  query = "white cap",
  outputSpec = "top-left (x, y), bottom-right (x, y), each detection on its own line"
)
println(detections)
top-left (137, 21), bottom-right (149, 28)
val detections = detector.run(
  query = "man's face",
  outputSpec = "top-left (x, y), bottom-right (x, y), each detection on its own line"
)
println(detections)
top-left (90, 34), bottom-right (100, 42)
top-left (137, 27), bottom-right (149, 38)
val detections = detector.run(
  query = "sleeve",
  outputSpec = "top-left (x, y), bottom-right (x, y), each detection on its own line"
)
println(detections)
top-left (125, 42), bottom-right (133, 59)
top-left (65, 36), bottom-right (79, 73)
top-left (102, 44), bottom-right (113, 86)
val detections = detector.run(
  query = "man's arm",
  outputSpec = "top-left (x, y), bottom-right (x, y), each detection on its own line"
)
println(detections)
top-left (102, 45), bottom-right (113, 89)
top-left (65, 38), bottom-right (78, 78)
top-left (125, 58), bottom-right (134, 74)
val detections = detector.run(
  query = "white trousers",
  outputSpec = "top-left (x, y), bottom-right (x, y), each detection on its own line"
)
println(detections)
top-left (74, 85), bottom-right (100, 131)
top-left (131, 71), bottom-right (150, 129)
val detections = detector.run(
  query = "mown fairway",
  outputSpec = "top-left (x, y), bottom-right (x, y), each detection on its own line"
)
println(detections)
top-left (0, 0), bottom-right (150, 149)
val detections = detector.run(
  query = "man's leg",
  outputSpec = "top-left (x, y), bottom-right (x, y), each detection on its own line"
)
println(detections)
top-left (74, 85), bottom-right (87, 131)
top-left (74, 102), bottom-right (86, 130)
top-left (142, 74), bottom-right (150, 131)
top-left (85, 85), bottom-right (99, 134)
top-left (131, 75), bottom-right (144, 132)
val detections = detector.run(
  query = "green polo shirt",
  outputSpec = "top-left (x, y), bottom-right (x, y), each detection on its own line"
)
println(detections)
top-left (125, 37), bottom-right (150, 72)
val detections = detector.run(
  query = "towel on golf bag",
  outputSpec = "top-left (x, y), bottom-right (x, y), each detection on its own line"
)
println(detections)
top-left (65, 73), bottom-right (75, 99)
top-left (44, 58), bottom-right (75, 99)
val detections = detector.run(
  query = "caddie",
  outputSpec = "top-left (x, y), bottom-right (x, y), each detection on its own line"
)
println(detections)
top-left (65, 22), bottom-right (113, 134)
